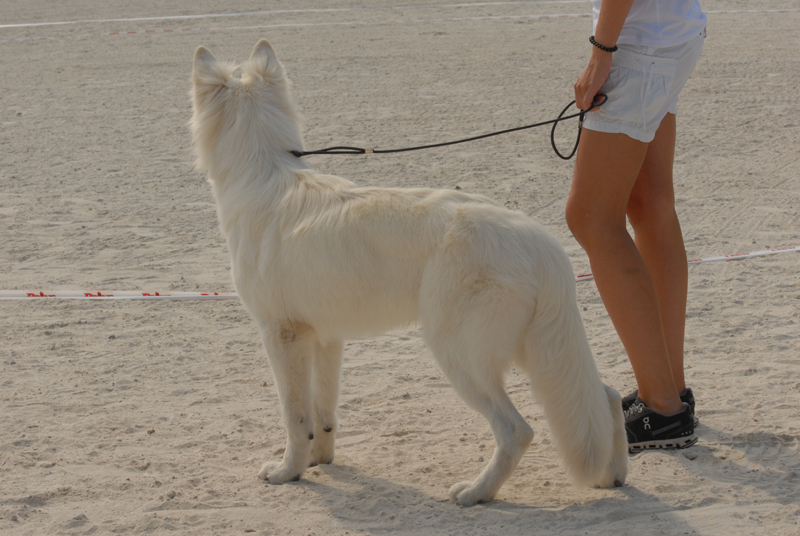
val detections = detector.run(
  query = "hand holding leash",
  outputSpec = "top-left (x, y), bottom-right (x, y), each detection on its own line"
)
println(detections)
top-left (574, 42), bottom-right (614, 110)
top-left (550, 93), bottom-right (609, 160)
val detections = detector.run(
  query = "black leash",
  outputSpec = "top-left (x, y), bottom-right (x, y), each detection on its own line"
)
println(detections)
top-left (290, 94), bottom-right (607, 161)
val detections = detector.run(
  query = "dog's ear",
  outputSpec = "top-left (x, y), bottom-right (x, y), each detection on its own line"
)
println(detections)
top-left (194, 46), bottom-right (217, 73)
top-left (193, 46), bottom-right (228, 87)
top-left (249, 39), bottom-right (282, 78)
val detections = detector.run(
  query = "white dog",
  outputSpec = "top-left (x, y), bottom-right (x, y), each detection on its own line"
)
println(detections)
top-left (190, 39), bottom-right (627, 506)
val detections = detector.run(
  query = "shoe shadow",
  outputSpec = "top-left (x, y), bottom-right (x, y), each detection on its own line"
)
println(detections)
top-left (674, 423), bottom-right (800, 509)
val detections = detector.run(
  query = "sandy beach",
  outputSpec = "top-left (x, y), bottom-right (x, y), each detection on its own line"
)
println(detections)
top-left (1, 1), bottom-right (799, 534)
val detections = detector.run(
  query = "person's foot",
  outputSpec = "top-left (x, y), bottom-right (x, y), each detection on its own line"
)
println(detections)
top-left (624, 397), bottom-right (697, 453)
top-left (622, 387), bottom-right (698, 426)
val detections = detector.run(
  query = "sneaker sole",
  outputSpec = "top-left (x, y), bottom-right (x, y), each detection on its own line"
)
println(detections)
top-left (628, 434), bottom-right (698, 453)
top-left (624, 411), bottom-right (699, 427)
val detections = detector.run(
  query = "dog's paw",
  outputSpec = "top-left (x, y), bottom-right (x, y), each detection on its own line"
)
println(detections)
top-left (307, 455), bottom-right (334, 468)
top-left (592, 471), bottom-right (627, 489)
top-left (448, 481), bottom-right (491, 507)
top-left (308, 455), bottom-right (333, 468)
top-left (258, 461), bottom-right (303, 484)
top-left (310, 432), bottom-right (335, 466)
top-left (589, 451), bottom-right (627, 489)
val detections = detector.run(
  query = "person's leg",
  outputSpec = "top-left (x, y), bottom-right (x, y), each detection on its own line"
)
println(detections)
top-left (566, 127), bottom-right (683, 416)
top-left (626, 113), bottom-right (688, 393)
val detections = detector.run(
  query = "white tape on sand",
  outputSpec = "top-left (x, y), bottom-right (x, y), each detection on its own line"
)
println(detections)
top-left (0, 2), bottom-right (589, 29)
top-left (574, 246), bottom-right (800, 282)
top-left (3, 4), bottom-right (796, 31)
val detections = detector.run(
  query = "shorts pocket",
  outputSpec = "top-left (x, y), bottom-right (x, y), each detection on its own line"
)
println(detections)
top-left (596, 47), bottom-right (680, 132)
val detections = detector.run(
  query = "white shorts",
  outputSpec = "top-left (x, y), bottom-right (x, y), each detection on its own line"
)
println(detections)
top-left (582, 29), bottom-right (705, 143)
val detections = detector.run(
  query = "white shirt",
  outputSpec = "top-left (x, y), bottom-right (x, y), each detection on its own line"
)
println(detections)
top-left (592, 0), bottom-right (707, 48)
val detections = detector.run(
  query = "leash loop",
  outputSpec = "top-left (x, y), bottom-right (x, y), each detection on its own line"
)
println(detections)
top-left (291, 94), bottom-right (607, 160)
top-left (550, 93), bottom-right (607, 160)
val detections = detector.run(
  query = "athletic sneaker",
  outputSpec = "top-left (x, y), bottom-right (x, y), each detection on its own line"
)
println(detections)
top-left (622, 387), bottom-right (698, 426)
top-left (624, 397), bottom-right (697, 453)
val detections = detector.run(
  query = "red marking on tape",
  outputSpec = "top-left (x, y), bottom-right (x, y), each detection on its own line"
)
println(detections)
top-left (27, 291), bottom-right (55, 298)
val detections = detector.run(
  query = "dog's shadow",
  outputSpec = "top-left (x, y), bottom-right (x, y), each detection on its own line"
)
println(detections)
top-left (289, 462), bottom-right (699, 534)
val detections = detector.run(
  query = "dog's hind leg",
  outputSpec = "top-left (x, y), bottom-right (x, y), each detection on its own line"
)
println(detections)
top-left (420, 247), bottom-right (536, 505)
top-left (444, 370), bottom-right (533, 506)
top-left (423, 311), bottom-right (534, 506)
top-left (257, 322), bottom-right (317, 484)
top-left (310, 337), bottom-right (344, 466)
top-left (433, 349), bottom-right (534, 506)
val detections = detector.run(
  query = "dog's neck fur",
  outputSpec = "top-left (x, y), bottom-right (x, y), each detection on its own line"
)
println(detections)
top-left (200, 100), bottom-right (305, 186)
top-left (202, 121), bottom-right (306, 237)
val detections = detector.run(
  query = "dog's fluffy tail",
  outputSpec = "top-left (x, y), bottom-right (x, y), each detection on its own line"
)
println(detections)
top-left (521, 243), bottom-right (627, 487)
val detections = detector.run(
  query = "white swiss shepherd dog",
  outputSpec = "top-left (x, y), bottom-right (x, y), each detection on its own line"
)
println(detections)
top-left (190, 39), bottom-right (627, 506)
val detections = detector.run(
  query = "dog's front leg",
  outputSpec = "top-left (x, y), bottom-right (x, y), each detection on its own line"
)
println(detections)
top-left (310, 338), bottom-right (344, 466)
top-left (257, 322), bottom-right (316, 484)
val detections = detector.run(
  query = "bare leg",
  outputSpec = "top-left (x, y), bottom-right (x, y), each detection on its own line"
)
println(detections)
top-left (627, 113), bottom-right (687, 392)
top-left (566, 127), bottom-right (682, 415)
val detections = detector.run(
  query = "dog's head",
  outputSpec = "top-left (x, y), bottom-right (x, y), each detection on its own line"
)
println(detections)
top-left (190, 40), bottom-right (303, 177)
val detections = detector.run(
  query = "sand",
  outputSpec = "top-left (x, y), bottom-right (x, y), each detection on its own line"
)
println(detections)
top-left (1, 1), bottom-right (799, 534)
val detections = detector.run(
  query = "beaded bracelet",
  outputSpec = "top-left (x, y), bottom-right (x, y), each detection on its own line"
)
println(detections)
top-left (589, 36), bottom-right (618, 53)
